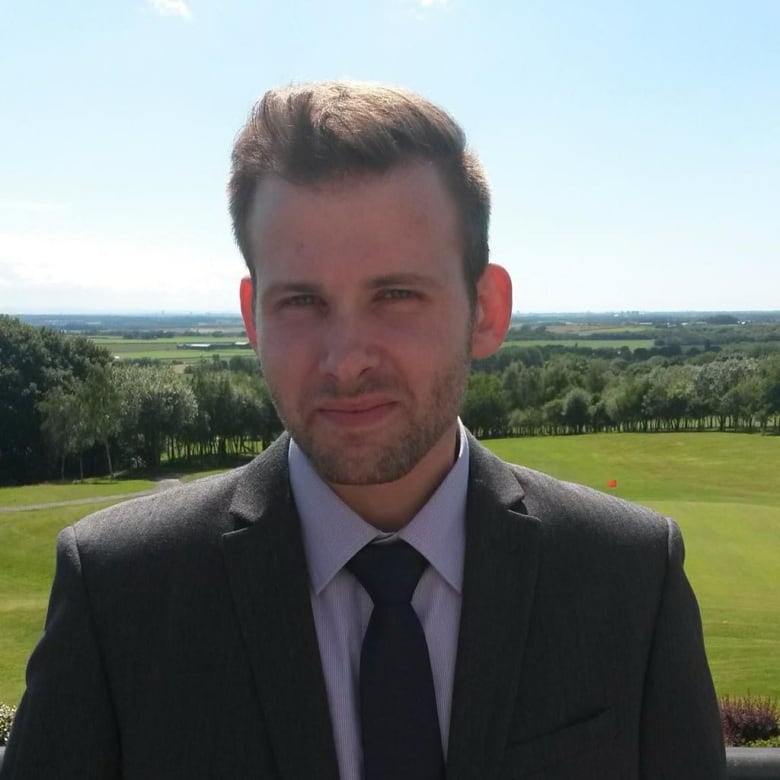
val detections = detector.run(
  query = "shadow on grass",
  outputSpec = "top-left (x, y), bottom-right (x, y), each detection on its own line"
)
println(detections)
top-left (45, 454), bottom-right (258, 487)
top-left (123, 453), bottom-right (258, 482)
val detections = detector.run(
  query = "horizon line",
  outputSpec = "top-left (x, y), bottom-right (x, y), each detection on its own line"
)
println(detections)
top-left (11, 309), bottom-right (780, 319)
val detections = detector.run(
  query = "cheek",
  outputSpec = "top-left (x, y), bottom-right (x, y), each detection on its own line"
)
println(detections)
top-left (386, 327), bottom-right (469, 379)
top-left (403, 313), bottom-right (470, 354)
top-left (259, 328), bottom-right (307, 376)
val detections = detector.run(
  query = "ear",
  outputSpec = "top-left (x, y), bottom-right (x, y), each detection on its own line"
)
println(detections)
top-left (470, 263), bottom-right (512, 359)
top-left (239, 276), bottom-right (258, 351)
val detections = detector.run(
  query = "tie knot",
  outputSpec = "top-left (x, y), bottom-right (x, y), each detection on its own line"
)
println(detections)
top-left (347, 541), bottom-right (428, 605)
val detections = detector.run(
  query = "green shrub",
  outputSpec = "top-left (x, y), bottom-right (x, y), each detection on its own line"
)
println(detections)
top-left (746, 735), bottom-right (780, 747)
top-left (720, 694), bottom-right (780, 746)
top-left (0, 702), bottom-right (16, 745)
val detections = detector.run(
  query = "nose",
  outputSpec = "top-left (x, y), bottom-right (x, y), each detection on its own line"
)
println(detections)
top-left (319, 312), bottom-right (380, 387)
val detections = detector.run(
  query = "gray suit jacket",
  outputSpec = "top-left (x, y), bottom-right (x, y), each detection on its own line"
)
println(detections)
top-left (2, 434), bottom-right (726, 779)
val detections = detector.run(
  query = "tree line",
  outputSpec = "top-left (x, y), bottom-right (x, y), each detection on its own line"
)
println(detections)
top-left (462, 345), bottom-right (780, 438)
top-left (2, 314), bottom-right (779, 485)
top-left (0, 316), bottom-right (280, 485)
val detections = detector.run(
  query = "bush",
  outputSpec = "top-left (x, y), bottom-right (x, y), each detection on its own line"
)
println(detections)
top-left (746, 735), bottom-right (780, 747)
top-left (720, 694), bottom-right (780, 746)
top-left (0, 702), bottom-right (16, 746)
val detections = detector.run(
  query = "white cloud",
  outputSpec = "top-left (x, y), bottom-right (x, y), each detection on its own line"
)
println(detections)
top-left (145, 0), bottom-right (192, 20)
top-left (419, 0), bottom-right (450, 6)
top-left (0, 231), bottom-right (243, 314)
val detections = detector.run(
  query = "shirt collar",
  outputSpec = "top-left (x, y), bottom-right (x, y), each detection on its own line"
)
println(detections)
top-left (290, 420), bottom-right (469, 596)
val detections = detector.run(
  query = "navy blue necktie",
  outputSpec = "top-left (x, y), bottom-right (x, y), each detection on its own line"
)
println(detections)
top-left (347, 541), bottom-right (445, 780)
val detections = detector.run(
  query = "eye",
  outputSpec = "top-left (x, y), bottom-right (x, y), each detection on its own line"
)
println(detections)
top-left (279, 294), bottom-right (320, 308)
top-left (379, 289), bottom-right (419, 301)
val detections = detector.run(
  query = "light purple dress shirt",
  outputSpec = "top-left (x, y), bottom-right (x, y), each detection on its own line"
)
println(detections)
top-left (288, 422), bottom-right (469, 780)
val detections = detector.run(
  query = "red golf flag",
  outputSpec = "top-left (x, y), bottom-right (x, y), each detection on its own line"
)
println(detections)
top-left (606, 480), bottom-right (618, 488)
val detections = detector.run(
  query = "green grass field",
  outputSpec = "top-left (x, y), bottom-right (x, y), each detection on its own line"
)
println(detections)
top-left (87, 333), bottom-right (660, 363)
top-left (0, 433), bottom-right (777, 706)
top-left (0, 479), bottom-right (158, 508)
top-left (90, 336), bottom-right (254, 363)
top-left (546, 324), bottom-right (655, 336)
top-left (0, 502), bottom-right (120, 705)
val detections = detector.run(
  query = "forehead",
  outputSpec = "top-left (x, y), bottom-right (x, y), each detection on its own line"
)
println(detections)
top-left (245, 164), bottom-right (462, 278)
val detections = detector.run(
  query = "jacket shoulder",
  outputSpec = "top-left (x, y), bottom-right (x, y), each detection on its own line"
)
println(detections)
top-left (72, 465), bottom-right (246, 546)
top-left (70, 434), bottom-right (291, 554)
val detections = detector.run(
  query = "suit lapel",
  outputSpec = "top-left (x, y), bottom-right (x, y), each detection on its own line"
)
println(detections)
top-left (221, 436), bottom-right (340, 780)
top-left (447, 437), bottom-right (542, 780)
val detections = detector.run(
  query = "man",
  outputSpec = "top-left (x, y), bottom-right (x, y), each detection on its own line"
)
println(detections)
top-left (2, 82), bottom-right (725, 779)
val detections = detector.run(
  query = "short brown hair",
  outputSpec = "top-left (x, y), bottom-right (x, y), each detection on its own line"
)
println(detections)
top-left (228, 81), bottom-right (490, 305)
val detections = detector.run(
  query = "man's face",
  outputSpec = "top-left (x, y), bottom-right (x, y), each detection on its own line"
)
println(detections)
top-left (244, 163), bottom-right (475, 486)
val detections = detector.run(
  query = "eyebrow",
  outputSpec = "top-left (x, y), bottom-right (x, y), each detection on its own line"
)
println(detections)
top-left (368, 273), bottom-right (443, 290)
top-left (263, 273), bottom-right (443, 301)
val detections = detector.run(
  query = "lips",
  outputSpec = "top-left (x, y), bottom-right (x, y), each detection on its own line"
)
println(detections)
top-left (316, 398), bottom-right (398, 428)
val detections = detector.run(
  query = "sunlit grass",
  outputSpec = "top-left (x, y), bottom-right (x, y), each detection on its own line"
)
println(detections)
top-left (0, 479), bottom-right (158, 508)
top-left (0, 502), bottom-right (119, 704)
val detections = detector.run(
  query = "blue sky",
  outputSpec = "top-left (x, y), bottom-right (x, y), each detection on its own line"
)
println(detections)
top-left (1, 0), bottom-right (778, 314)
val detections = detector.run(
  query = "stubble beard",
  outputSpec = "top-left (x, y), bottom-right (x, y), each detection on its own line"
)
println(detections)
top-left (267, 343), bottom-right (472, 486)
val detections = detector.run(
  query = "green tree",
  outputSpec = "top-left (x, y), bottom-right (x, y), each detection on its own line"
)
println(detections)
top-left (502, 361), bottom-right (541, 410)
top-left (82, 363), bottom-right (122, 476)
top-left (542, 398), bottom-right (564, 435)
top-left (0, 315), bottom-right (110, 484)
top-left (641, 365), bottom-right (698, 431)
top-left (461, 373), bottom-right (508, 438)
top-left (604, 375), bottom-right (651, 432)
top-left (188, 366), bottom-right (236, 457)
top-left (508, 406), bottom-right (543, 436)
top-left (562, 388), bottom-right (591, 434)
top-left (117, 366), bottom-right (197, 467)
top-left (760, 354), bottom-right (780, 430)
top-left (694, 358), bottom-right (759, 430)
top-left (38, 386), bottom-right (82, 480)
top-left (539, 358), bottom-right (576, 403)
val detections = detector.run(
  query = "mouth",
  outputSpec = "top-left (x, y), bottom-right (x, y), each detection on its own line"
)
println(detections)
top-left (316, 398), bottom-right (398, 428)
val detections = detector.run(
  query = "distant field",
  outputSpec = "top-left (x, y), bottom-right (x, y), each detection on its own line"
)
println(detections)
top-left (545, 324), bottom-right (654, 335)
top-left (1, 433), bottom-right (777, 705)
top-left (113, 349), bottom-right (253, 362)
top-left (90, 335), bottom-right (253, 363)
top-left (502, 338), bottom-right (655, 350)
top-left (91, 333), bottom-right (775, 362)
top-left (91, 334), bottom-right (658, 362)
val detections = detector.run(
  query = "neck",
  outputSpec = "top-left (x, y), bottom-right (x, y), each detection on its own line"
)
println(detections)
top-left (330, 423), bottom-right (460, 531)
